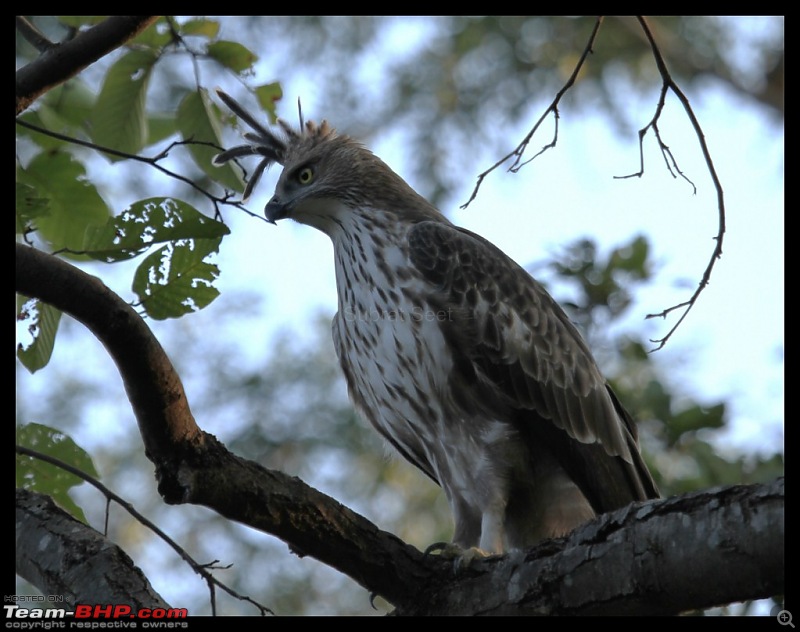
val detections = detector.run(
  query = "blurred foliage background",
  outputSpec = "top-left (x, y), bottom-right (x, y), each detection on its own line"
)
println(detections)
top-left (16, 16), bottom-right (783, 615)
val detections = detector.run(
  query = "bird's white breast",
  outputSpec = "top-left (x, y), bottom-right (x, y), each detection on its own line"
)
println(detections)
top-left (332, 222), bottom-right (452, 465)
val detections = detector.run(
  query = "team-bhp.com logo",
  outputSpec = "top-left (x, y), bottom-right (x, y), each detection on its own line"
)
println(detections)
top-left (5, 603), bottom-right (188, 624)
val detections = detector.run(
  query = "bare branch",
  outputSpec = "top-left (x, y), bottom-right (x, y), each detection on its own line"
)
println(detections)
top-left (462, 16), bottom-right (605, 208)
top-left (16, 16), bottom-right (160, 115)
top-left (615, 89), bottom-right (697, 194)
top-left (461, 16), bottom-right (726, 351)
top-left (629, 16), bottom-right (726, 350)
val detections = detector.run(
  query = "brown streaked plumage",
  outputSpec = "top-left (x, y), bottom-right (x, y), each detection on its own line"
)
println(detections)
top-left (214, 90), bottom-right (659, 553)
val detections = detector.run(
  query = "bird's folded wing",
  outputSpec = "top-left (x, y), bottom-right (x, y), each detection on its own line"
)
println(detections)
top-left (407, 221), bottom-right (658, 506)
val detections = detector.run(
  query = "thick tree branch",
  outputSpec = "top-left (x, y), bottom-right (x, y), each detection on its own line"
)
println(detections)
top-left (14, 243), bottom-right (432, 607)
top-left (16, 244), bottom-right (204, 467)
top-left (15, 16), bottom-right (159, 115)
top-left (399, 478), bottom-right (784, 615)
top-left (16, 243), bottom-right (783, 614)
top-left (16, 488), bottom-right (170, 609)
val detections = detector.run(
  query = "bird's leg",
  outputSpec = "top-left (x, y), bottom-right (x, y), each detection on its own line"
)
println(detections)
top-left (478, 505), bottom-right (506, 554)
top-left (424, 503), bottom-right (506, 572)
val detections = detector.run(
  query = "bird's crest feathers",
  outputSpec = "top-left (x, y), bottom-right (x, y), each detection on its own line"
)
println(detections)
top-left (212, 89), bottom-right (337, 202)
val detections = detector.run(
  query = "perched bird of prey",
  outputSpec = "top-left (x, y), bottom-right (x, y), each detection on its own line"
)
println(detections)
top-left (214, 90), bottom-right (659, 554)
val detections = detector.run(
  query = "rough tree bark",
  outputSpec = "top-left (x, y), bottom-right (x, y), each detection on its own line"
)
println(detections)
top-left (16, 488), bottom-right (169, 609)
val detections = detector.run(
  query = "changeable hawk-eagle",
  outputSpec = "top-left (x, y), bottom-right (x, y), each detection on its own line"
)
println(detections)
top-left (213, 90), bottom-right (659, 554)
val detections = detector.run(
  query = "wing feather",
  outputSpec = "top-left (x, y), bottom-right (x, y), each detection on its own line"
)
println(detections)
top-left (407, 221), bottom-right (658, 510)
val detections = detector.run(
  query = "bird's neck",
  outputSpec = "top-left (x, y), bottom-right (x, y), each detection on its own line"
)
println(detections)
top-left (331, 206), bottom-right (405, 280)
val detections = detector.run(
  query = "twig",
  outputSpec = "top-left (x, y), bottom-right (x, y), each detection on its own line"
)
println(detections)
top-left (461, 16), bottom-right (605, 208)
top-left (15, 118), bottom-right (263, 223)
top-left (464, 16), bottom-right (726, 351)
top-left (16, 444), bottom-right (274, 616)
top-left (16, 16), bottom-right (56, 52)
top-left (629, 16), bottom-right (726, 351)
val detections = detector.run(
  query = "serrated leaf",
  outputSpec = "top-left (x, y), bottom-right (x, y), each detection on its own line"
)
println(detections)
top-left (16, 296), bottom-right (63, 373)
top-left (133, 237), bottom-right (224, 320)
top-left (16, 151), bottom-right (110, 253)
top-left (181, 18), bottom-right (220, 38)
top-left (83, 197), bottom-right (229, 262)
top-left (255, 82), bottom-right (283, 124)
top-left (207, 40), bottom-right (258, 74)
top-left (90, 49), bottom-right (158, 158)
top-left (177, 89), bottom-right (244, 192)
top-left (16, 422), bottom-right (99, 523)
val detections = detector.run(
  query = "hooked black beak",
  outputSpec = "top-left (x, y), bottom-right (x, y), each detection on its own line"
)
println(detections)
top-left (264, 196), bottom-right (290, 225)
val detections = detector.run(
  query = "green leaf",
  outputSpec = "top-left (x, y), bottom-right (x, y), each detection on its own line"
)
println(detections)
top-left (16, 151), bottom-right (110, 252)
top-left (255, 82), bottom-right (283, 123)
top-left (83, 197), bottom-right (229, 262)
top-left (16, 182), bottom-right (51, 234)
top-left (177, 89), bottom-right (245, 192)
top-left (34, 80), bottom-right (97, 135)
top-left (90, 48), bottom-right (158, 158)
top-left (16, 296), bottom-right (63, 373)
top-left (133, 237), bottom-right (224, 320)
top-left (17, 111), bottom-right (69, 150)
top-left (16, 422), bottom-right (99, 523)
top-left (180, 18), bottom-right (220, 39)
top-left (207, 40), bottom-right (258, 74)
top-left (130, 17), bottom-right (173, 49)
top-left (147, 112), bottom-right (178, 146)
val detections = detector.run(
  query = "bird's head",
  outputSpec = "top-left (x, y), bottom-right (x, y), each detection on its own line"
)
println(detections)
top-left (213, 89), bottom-right (443, 235)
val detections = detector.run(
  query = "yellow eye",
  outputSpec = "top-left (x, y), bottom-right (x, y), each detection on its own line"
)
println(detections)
top-left (297, 167), bottom-right (314, 185)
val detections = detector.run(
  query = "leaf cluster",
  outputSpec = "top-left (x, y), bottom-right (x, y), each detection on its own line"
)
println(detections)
top-left (16, 17), bottom-right (282, 371)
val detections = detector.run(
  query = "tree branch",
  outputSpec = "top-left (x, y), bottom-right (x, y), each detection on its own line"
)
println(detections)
top-left (16, 118), bottom-right (258, 221)
top-left (461, 16), bottom-right (727, 352)
top-left (16, 16), bottom-right (160, 115)
top-left (14, 243), bottom-right (433, 608)
top-left (15, 16), bottom-right (57, 53)
top-left (631, 16), bottom-right (727, 351)
top-left (398, 478), bottom-right (784, 615)
top-left (462, 16), bottom-right (605, 208)
top-left (16, 488), bottom-right (170, 609)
